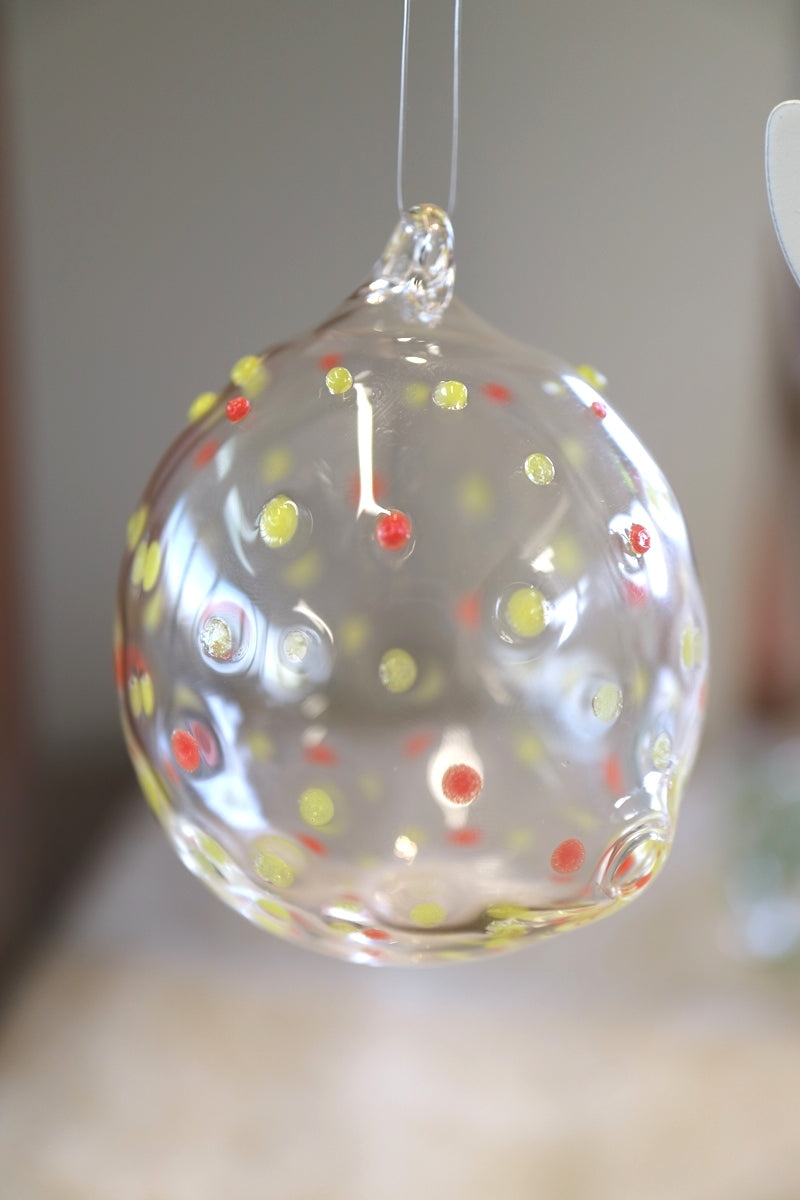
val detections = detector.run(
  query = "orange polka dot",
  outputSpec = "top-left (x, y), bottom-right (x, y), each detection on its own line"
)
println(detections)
top-left (550, 838), bottom-right (586, 875)
top-left (442, 763), bottom-right (483, 805)
top-left (318, 352), bottom-right (341, 372)
top-left (171, 730), bottom-right (200, 773)
top-left (603, 754), bottom-right (623, 794)
top-left (193, 440), bottom-right (219, 469)
top-left (447, 827), bottom-right (483, 847)
top-left (297, 833), bottom-right (328, 856)
top-left (304, 743), bottom-right (339, 766)
top-left (482, 381), bottom-right (512, 404)
top-left (403, 731), bottom-right (433, 758)
top-left (455, 591), bottom-right (481, 629)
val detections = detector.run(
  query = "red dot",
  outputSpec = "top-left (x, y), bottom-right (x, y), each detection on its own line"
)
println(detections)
top-left (403, 731), bottom-right (433, 759)
top-left (447, 826), bottom-right (483, 847)
top-left (190, 721), bottom-right (217, 767)
top-left (550, 838), bottom-right (586, 875)
top-left (591, 399), bottom-right (607, 419)
top-left (318, 352), bottom-right (341, 372)
top-left (617, 852), bottom-right (636, 878)
top-left (171, 729), bottom-right (200, 773)
top-left (348, 469), bottom-right (386, 508)
top-left (603, 754), bottom-right (623, 794)
top-left (297, 833), bottom-right (328, 856)
top-left (455, 591), bottom-right (480, 629)
top-left (304, 743), bottom-right (339, 766)
top-left (225, 395), bottom-right (251, 422)
top-left (629, 523), bottom-right (651, 555)
top-left (623, 580), bottom-right (647, 607)
top-left (482, 381), bottom-right (512, 404)
top-left (441, 763), bottom-right (483, 805)
top-left (374, 509), bottom-right (412, 551)
top-left (193, 440), bottom-right (219, 468)
top-left (363, 927), bottom-right (392, 941)
top-left (113, 646), bottom-right (125, 690)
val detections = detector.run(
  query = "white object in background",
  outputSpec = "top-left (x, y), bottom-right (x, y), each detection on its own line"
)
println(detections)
top-left (766, 101), bottom-right (800, 286)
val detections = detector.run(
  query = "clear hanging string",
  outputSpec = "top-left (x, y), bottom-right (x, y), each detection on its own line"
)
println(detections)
top-left (396, 0), bottom-right (462, 217)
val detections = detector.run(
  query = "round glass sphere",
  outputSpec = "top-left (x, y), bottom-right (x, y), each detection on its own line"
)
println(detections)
top-left (116, 205), bottom-right (707, 965)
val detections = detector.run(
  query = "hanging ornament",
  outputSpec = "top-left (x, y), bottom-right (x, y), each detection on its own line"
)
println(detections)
top-left (115, 3), bottom-right (707, 965)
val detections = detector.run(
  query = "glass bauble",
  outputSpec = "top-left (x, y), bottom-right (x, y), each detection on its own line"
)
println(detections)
top-left (116, 205), bottom-right (707, 964)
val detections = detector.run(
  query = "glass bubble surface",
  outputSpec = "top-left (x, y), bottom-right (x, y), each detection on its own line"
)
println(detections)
top-left (116, 204), bottom-right (707, 965)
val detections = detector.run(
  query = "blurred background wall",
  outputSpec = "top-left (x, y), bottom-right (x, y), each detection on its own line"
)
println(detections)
top-left (2, 0), bottom-right (798, 957)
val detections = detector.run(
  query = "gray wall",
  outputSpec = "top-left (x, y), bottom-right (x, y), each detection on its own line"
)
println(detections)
top-left (6, 0), bottom-right (797, 762)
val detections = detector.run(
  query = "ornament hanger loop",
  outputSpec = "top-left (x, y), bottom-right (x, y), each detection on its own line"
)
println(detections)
top-left (396, 0), bottom-right (462, 216)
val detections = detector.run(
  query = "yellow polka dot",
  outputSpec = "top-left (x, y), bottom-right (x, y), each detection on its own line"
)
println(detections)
top-left (282, 549), bottom-right (320, 589)
top-left (339, 615), bottom-right (369, 655)
top-left (576, 363), bottom-right (607, 390)
top-left (299, 787), bottom-right (335, 827)
top-left (139, 673), bottom-right (155, 717)
top-left (619, 464), bottom-right (636, 494)
top-left (174, 684), bottom-right (201, 709)
top-left (652, 732), bottom-right (672, 770)
top-left (247, 732), bottom-right (274, 760)
top-left (130, 540), bottom-right (147, 587)
top-left (259, 494), bottom-right (299, 548)
top-left (405, 381), bottom-right (429, 408)
top-left (379, 648), bottom-right (417, 694)
top-left (262, 445), bottom-right (293, 484)
top-left (552, 534), bottom-right (582, 576)
top-left (197, 833), bottom-right (229, 869)
top-left (507, 828), bottom-right (534, 853)
top-left (143, 588), bottom-right (164, 632)
top-left (401, 825), bottom-right (428, 846)
top-left (505, 587), bottom-right (547, 638)
top-left (486, 921), bottom-right (528, 942)
top-left (325, 366), bottom-right (353, 395)
top-left (515, 732), bottom-right (544, 766)
top-left (524, 453), bottom-right (555, 486)
top-left (433, 379), bottom-right (468, 411)
top-left (592, 683), bottom-right (623, 723)
top-left (681, 624), bottom-right (703, 669)
top-left (410, 902), bottom-right (446, 927)
top-left (561, 436), bottom-right (587, 469)
top-left (329, 919), bottom-right (361, 935)
top-left (359, 773), bottom-right (383, 801)
top-left (142, 541), bottom-right (162, 592)
top-left (631, 666), bottom-right (648, 705)
top-left (230, 355), bottom-right (268, 396)
top-left (200, 616), bottom-right (233, 661)
top-left (412, 662), bottom-right (445, 704)
top-left (251, 836), bottom-right (303, 887)
top-left (126, 505), bottom-right (148, 551)
top-left (132, 754), bottom-right (169, 821)
top-left (253, 850), bottom-right (295, 888)
top-left (457, 472), bottom-right (494, 518)
top-left (129, 673), bottom-right (154, 718)
top-left (256, 897), bottom-right (290, 923)
top-left (562, 804), bottom-right (599, 832)
top-left (187, 391), bottom-right (217, 422)
top-left (487, 903), bottom-right (530, 920)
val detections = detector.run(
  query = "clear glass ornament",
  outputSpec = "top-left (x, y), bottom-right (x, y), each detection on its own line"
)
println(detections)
top-left (115, 203), bottom-right (707, 964)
